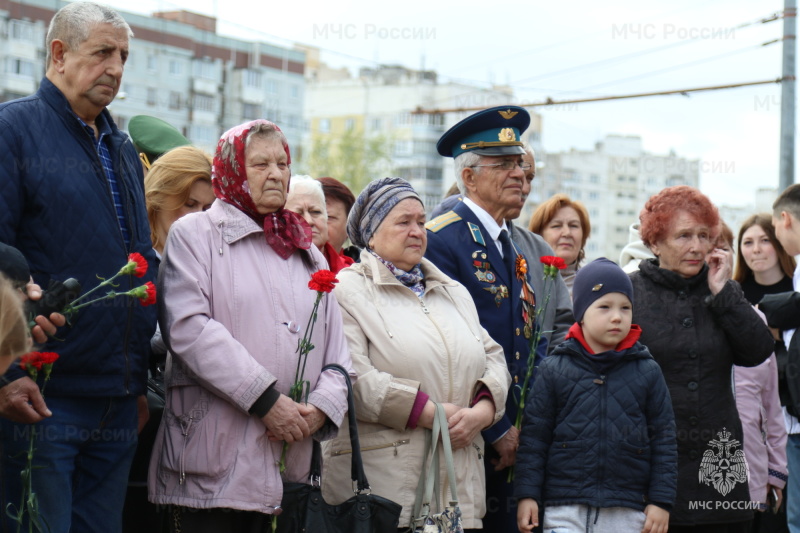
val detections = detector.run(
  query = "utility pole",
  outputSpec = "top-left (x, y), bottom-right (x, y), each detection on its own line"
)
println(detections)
top-left (780, 0), bottom-right (797, 191)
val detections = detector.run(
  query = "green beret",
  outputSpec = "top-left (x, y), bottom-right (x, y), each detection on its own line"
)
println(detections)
top-left (128, 115), bottom-right (190, 169)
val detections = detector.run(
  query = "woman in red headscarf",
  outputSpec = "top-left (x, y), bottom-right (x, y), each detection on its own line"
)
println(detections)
top-left (148, 120), bottom-right (354, 532)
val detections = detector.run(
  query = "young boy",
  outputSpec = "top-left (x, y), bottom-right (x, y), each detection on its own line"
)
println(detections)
top-left (515, 258), bottom-right (677, 533)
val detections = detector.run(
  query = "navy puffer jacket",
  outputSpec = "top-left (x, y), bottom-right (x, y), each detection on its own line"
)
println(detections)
top-left (0, 78), bottom-right (157, 397)
top-left (514, 336), bottom-right (677, 511)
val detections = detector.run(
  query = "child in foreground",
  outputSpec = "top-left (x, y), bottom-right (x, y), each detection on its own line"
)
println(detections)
top-left (515, 258), bottom-right (677, 533)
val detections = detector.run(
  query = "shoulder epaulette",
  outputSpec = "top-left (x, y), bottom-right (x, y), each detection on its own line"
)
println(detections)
top-left (426, 211), bottom-right (462, 232)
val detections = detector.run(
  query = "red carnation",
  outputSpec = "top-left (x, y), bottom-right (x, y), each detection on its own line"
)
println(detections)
top-left (39, 352), bottom-right (59, 366)
top-left (308, 270), bottom-right (339, 293)
top-left (139, 282), bottom-right (157, 306)
top-left (130, 253), bottom-right (148, 278)
top-left (540, 255), bottom-right (567, 270)
top-left (120, 253), bottom-right (148, 278)
top-left (19, 352), bottom-right (44, 372)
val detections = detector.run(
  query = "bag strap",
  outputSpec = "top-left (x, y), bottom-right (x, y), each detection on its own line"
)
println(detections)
top-left (410, 403), bottom-right (461, 529)
top-left (435, 404), bottom-right (459, 505)
top-left (321, 363), bottom-right (370, 493)
top-left (410, 426), bottom-right (433, 527)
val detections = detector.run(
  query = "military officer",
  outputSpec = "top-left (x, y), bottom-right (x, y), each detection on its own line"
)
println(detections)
top-left (425, 106), bottom-right (568, 532)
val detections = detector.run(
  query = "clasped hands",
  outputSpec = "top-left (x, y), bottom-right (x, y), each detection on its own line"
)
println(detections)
top-left (261, 393), bottom-right (326, 443)
top-left (419, 398), bottom-right (496, 451)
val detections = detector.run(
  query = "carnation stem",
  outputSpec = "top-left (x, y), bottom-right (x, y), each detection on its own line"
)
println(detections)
top-left (67, 272), bottom-right (122, 306)
top-left (507, 273), bottom-right (557, 483)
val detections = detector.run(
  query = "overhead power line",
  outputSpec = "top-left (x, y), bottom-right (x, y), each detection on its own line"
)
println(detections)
top-left (411, 78), bottom-right (786, 114)
top-left (578, 38), bottom-right (780, 92)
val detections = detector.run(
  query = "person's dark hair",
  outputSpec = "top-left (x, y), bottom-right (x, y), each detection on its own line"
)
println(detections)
top-left (639, 186), bottom-right (719, 248)
top-left (715, 221), bottom-right (734, 249)
top-left (317, 177), bottom-right (355, 215)
top-left (734, 213), bottom-right (796, 283)
top-left (773, 183), bottom-right (800, 220)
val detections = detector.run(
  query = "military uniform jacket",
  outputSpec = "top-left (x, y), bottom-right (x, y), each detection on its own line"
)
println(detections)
top-left (426, 200), bottom-right (538, 442)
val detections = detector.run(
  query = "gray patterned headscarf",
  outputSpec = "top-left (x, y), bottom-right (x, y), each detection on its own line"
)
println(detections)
top-left (347, 177), bottom-right (422, 249)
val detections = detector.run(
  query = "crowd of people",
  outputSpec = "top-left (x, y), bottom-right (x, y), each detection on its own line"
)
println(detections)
top-left (0, 3), bottom-right (799, 533)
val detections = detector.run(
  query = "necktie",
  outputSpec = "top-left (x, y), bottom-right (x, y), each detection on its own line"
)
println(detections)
top-left (498, 229), bottom-right (513, 282)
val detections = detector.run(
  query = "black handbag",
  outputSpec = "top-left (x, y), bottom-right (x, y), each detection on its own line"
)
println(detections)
top-left (274, 363), bottom-right (402, 533)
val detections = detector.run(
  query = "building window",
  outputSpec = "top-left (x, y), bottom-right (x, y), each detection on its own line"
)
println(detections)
top-left (5, 57), bottom-right (36, 78)
top-left (243, 103), bottom-right (262, 119)
top-left (287, 114), bottom-right (300, 129)
top-left (114, 115), bottom-right (128, 131)
top-left (9, 20), bottom-right (36, 42)
top-left (169, 60), bottom-right (184, 76)
top-left (169, 91), bottom-right (182, 110)
top-left (370, 118), bottom-right (382, 131)
top-left (244, 69), bottom-right (262, 88)
top-left (168, 60), bottom-right (181, 75)
top-left (194, 60), bottom-right (216, 80)
top-left (147, 55), bottom-right (158, 72)
top-left (394, 140), bottom-right (412, 156)
top-left (589, 174), bottom-right (599, 183)
top-left (318, 118), bottom-right (330, 133)
top-left (290, 84), bottom-right (299, 99)
top-left (345, 118), bottom-right (355, 131)
top-left (147, 88), bottom-right (157, 106)
top-left (266, 79), bottom-right (279, 94)
top-left (190, 125), bottom-right (218, 145)
top-left (194, 94), bottom-right (214, 112)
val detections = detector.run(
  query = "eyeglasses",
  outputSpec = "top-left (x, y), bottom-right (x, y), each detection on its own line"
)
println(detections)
top-left (471, 161), bottom-right (533, 171)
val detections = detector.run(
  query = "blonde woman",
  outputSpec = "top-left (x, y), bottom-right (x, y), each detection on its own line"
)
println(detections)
top-left (0, 274), bottom-right (29, 374)
top-left (144, 146), bottom-right (215, 257)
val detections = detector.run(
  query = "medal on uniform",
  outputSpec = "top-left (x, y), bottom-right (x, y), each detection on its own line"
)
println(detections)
top-left (472, 251), bottom-right (496, 283)
top-left (483, 284), bottom-right (509, 307)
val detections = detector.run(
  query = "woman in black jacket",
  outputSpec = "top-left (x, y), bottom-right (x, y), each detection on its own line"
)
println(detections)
top-left (630, 186), bottom-right (774, 533)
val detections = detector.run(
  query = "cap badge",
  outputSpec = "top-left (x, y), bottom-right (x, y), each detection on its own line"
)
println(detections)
top-left (592, 283), bottom-right (603, 291)
top-left (498, 128), bottom-right (516, 142)
top-left (498, 109), bottom-right (519, 120)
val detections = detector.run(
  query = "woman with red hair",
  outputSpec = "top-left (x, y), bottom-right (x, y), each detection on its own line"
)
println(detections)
top-left (630, 186), bottom-right (774, 532)
top-left (528, 194), bottom-right (591, 294)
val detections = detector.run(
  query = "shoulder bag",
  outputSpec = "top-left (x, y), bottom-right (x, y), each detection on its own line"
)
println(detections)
top-left (275, 363), bottom-right (402, 533)
top-left (407, 403), bottom-right (464, 533)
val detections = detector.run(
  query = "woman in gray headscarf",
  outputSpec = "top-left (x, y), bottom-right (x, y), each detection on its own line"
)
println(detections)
top-left (321, 177), bottom-right (510, 531)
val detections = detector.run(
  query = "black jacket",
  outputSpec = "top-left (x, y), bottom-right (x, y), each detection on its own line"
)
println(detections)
top-left (514, 334), bottom-right (678, 512)
top-left (759, 290), bottom-right (800, 416)
top-left (630, 259), bottom-right (774, 525)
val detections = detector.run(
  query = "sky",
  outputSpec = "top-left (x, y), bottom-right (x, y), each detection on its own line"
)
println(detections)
top-left (102, 0), bottom-right (791, 209)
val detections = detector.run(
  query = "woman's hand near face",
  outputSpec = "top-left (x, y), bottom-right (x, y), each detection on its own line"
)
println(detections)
top-left (707, 247), bottom-right (733, 295)
top-left (447, 398), bottom-right (495, 450)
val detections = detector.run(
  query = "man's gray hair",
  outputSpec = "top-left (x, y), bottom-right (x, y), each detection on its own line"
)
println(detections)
top-left (46, 2), bottom-right (133, 66)
top-left (288, 175), bottom-right (327, 217)
top-left (523, 143), bottom-right (535, 159)
top-left (454, 151), bottom-right (481, 196)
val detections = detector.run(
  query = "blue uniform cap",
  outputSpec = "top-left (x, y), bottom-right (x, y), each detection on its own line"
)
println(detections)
top-left (437, 105), bottom-right (530, 158)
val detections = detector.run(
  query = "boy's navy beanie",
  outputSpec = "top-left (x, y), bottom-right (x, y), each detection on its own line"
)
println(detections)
top-left (572, 258), bottom-right (634, 322)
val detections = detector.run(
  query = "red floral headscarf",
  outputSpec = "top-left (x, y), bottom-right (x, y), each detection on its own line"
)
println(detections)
top-left (212, 120), bottom-right (311, 260)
